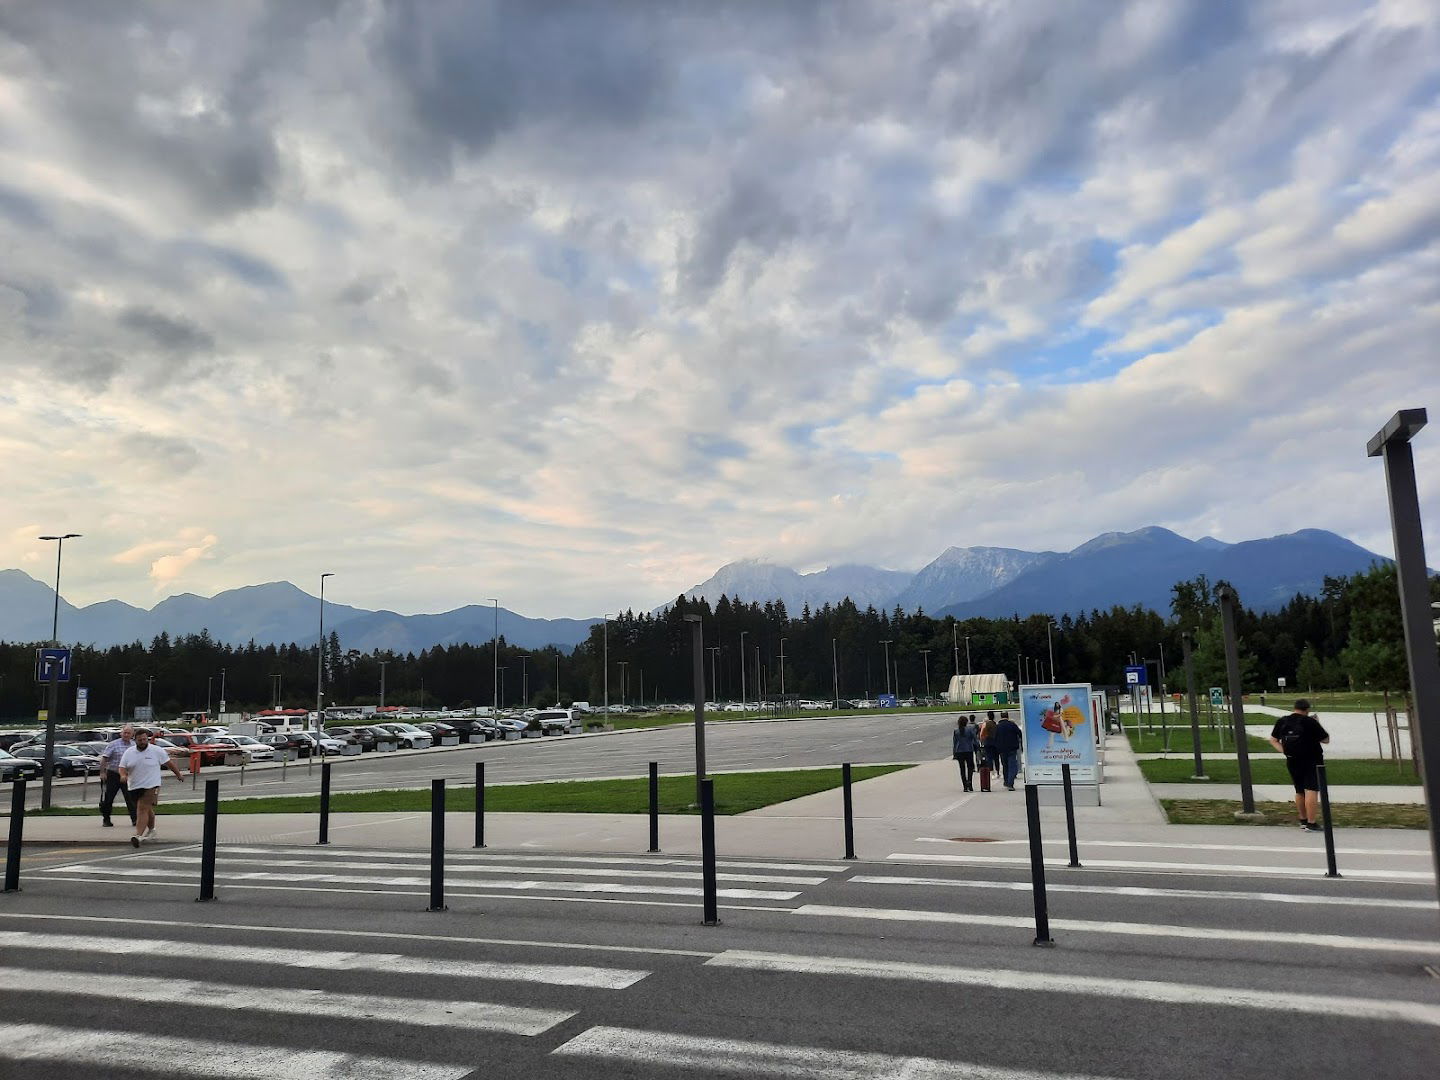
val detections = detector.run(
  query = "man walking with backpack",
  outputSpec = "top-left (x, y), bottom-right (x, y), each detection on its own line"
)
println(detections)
top-left (1269, 700), bottom-right (1330, 831)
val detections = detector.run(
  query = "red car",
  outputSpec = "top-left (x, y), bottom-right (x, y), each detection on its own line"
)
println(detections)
top-left (154, 731), bottom-right (229, 767)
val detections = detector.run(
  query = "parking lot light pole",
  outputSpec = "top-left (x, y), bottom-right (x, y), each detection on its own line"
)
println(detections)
top-left (37, 533), bottom-right (81, 811)
top-left (778, 638), bottom-right (787, 708)
top-left (1218, 585), bottom-right (1259, 816)
top-left (880, 640), bottom-right (893, 697)
top-left (379, 661), bottom-right (388, 708)
top-left (684, 615), bottom-right (706, 805)
top-left (1367, 408), bottom-right (1440, 901)
top-left (517, 655), bottom-right (529, 711)
top-left (603, 614), bottom-right (612, 726)
top-left (832, 638), bottom-right (839, 708)
top-left (314, 573), bottom-right (333, 774)
top-left (118, 672), bottom-right (130, 725)
top-left (487, 599), bottom-right (499, 717)
top-left (739, 632), bottom-right (747, 711)
top-left (920, 649), bottom-right (931, 701)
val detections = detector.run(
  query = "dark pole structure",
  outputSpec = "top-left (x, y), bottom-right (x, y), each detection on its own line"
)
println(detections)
top-left (427, 778), bottom-right (447, 911)
top-left (1218, 585), bottom-right (1258, 816)
top-left (842, 763), bottom-right (856, 860)
top-left (1181, 631), bottom-right (1206, 780)
top-left (474, 761), bottom-right (486, 849)
top-left (197, 779), bottom-right (219, 902)
top-left (318, 761), bottom-right (331, 844)
top-left (684, 614), bottom-right (706, 806)
top-left (1367, 408), bottom-right (1440, 900)
top-left (699, 777), bottom-right (719, 926)
top-left (648, 761), bottom-right (660, 853)
top-left (4, 781), bottom-right (25, 893)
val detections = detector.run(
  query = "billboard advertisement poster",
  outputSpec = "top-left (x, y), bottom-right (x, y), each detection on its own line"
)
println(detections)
top-left (1020, 683), bottom-right (1098, 784)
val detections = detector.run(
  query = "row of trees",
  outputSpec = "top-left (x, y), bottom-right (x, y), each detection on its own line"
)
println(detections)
top-left (1, 564), bottom-right (1431, 722)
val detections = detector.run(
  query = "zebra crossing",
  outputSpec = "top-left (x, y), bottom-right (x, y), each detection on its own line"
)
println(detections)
top-left (4, 843), bottom-right (1438, 1078)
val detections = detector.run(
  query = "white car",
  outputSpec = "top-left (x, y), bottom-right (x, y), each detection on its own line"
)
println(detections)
top-left (722, 703), bottom-right (750, 713)
top-left (530, 709), bottom-right (574, 735)
top-left (373, 723), bottom-right (434, 749)
top-left (289, 731), bottom-right (348, 754)
top-left (207, 736), bottom-right (275, 763)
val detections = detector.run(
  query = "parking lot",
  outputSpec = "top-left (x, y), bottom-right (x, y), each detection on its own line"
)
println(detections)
top-left (18, 711), bottom-right (953, 810)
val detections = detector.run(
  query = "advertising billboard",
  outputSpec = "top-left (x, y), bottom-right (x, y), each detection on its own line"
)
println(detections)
top-left (1020, 683), bottom-right (1099, 784)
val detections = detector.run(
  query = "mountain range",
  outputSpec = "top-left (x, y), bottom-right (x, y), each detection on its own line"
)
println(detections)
top-left (0, 526), bottom-right (1391, 651)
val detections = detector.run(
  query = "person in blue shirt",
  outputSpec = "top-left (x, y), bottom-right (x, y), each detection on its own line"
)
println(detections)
top-left (952, 715), bottom-right (980, 791)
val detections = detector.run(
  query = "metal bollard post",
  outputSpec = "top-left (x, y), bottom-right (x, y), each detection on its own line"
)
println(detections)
top-left (700, 777), bottom-right (719, 926)
top-left (473, 761), bottom-right (486, 849)
top-left (842, 762), bottom-right (856, 860)
top-left (648, 761), bottom-right (660, 853)
top-left (427, 778), bottom-right (447, 911)
top-left (1025, 784), bottom-right (1055, 947)
top-left (1061, 764), bottom-right (1081, 868)
top-left (4, 781), bottom-right (25, 893)
top-left (318, 761), bottom-right (331, 845)
top-left (196, 779), bottom-right (219, 902)
top-left (1317, 763), bottom-right (1340, 878)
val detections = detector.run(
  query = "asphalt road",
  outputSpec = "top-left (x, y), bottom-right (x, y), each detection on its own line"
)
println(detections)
top-left (1, 837), bottom-right (1436, 1078)
top-left (33, 712), bottom-right (955, 808)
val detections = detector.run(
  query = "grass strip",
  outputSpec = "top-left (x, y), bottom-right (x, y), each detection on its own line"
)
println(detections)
top-left (1140, 758), bottom-right (1420, 785)
top-left (1123, 728), bottom-right (1276, 755)
top-left (1160, 799), bottom-right (1428, 829)
top-left (33, 765), bottom-right (912, 818)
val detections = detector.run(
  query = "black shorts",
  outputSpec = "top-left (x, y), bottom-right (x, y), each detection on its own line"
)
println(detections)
top-left (1285, 757), bottom-right (1320, 793)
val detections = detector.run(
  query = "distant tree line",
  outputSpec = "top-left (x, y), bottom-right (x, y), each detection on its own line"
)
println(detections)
top-left (0, 564), bottom-right (1432, 723)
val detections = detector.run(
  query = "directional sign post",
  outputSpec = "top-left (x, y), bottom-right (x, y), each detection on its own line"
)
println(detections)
top-left (34, 648), bottom-right (72, 812)
top-left (76, 687), bottom-right (88, 718)
top-left (1208, 687), bottom-right (1224, 707)
top-left (34, 648), bottom-right (72, 683)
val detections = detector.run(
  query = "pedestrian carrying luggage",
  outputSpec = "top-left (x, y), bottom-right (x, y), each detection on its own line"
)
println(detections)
top-left (978, 763), bottom-right (991, 792)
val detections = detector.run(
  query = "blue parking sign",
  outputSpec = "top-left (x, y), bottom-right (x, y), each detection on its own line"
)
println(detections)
top-left (1123, 665), bottom-right (1147, 686)
top-left (35, 647), bottom-right (72, 683)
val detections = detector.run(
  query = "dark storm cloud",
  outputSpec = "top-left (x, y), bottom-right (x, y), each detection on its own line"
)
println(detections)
top-left (118, 307), bottom-right (215, 356)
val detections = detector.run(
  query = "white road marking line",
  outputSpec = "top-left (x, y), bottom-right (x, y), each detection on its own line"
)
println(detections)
top-left (913, 836), bottom-right (1435, 858)
top-left (791, 904), bottom-right (1440, 955)
top-left (215, 846), bottom-right (850, 872)
top-left (0, 930), bottom-right (647, 988)
top-left (706, 951), bottom-right (1440, 1028)
top-left (105, 855), bottom-right (827, 886)
top-left (0, 908), bottom-right (719, 958)
top-left (552, 1025), bottom-right (1116, 1079)
top-left (0, 967), bottom-right (571, 1036)
top-left (0, 1024), bottom-right (467, 1080)
top-left (60, 864), bottom-right (803, 900)
top-left (930, 797), bottom-right (972, 818)
top-left (850, 875), bottom-right (1439, 911)
top-left (886, 852), bottom-right (1435, 882)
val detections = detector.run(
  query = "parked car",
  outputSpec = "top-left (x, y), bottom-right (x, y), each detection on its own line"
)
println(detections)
top-left (258, 732), bottom-right (311, 757)
top-left (12, 744), bottom-right (102, 777)
top-left (418, 722), bottom-right (460, 742)
top-left (529, 709), bottom-right (574, 735)
top-left (158, 732), bottom-right (230, 767)
top-left (288, 731), bottom-right (348, 755)
top-left (0, 749), bottom-right (42, 781)
top-left (68, 741), bottom-right (111, 758)
top-left (205, 736), bottom-right (276, 763)
top-left (324, 727), bottom-right (375, 752)
top-left (194, 726), bottom-right (230, 736)
top-left (0, 732), bottom-right (39, 751)
top-left (372, 723), bottom-right (434, 749)
top-left (495, 718), bottom-right (528, 734)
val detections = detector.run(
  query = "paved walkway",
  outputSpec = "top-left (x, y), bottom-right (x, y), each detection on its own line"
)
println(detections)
top-left (1149, 783), bottom-right (1425, 804)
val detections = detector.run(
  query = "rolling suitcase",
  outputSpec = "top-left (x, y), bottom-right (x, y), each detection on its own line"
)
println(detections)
top-left (978, 762), bottom-right (991, 792)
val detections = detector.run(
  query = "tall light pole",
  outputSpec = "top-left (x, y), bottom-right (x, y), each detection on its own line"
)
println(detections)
top-left (778, 638), bottom-right (787, 705)
top-left (118, 672), bottom-right (130, 724)
top-left (952, 623), bottom-right (959, 677)
top-left (1157, 641), bottom-right (1168, 714)
top-left (379, 660), bottom-right (389, 708)
top-left (315, 572), bottom-right (333, 764)
top-left (755, 645), bottom-right (761, 703)
top-left (920, 649), bottom-right (931, 701)
top-left (739, 631), bottom-right (748, 710)
top-left (487, 598), bottom-right (500, 718)
top-left (269, 673), bottom-right (281, 709)
top-left (603, 613), bottom-right (613, 726)
top-left (206, 675), bottom-right (214, 717)
top-left (37, 532), bottom-right (80, 810)
top-left (965, 635), bottom-right (972, 675)
top-left (1047, 621), bottom-right (1056, 683)
top-left (517, 655), bottom-right (530, 711)
top-left (1367, 407), bottom-right (1440, 897)
top-left (880, 640), bottom-right (893, 697)
top-left (617, 661), bottom-right (629, 708)
top-left (707, 646), bottom-right (720, 703)
top-left (831, 638), bottom-right (839, 708)
top-left (683, 614), bottom-right (706, 805)
top-left (555, 652), bottom-right (561, 705)
top-left (147, 676), bottom-right (155, 708)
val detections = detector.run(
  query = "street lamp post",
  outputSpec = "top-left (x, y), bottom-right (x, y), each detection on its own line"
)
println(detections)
top-left (617, 662), bottom-right (629, 709)
top-left (1218, 585), bottom-right (1259, 816)
top-left (920, 649), bottom-right (931, 701)
top-left (778, 638), bottom-right (787, 708)
top-left (118, 672), bottom-right (130, 724)
top-left (603, 614), bottom-right (613, 727)
top-left (952, 623), bottom-right (959, 677)
top-left (518, 655), bottom-right (530, 711)
top-left (315, 573), bottom-right (334, 769)
top-left (683, 614), bottom-right (706, 805)
top-left (966, 635), bottom-right (972, 676)
top-left (206, 676), bottom-right (214, 717)
top-left (269, 673), bottom-right (281, 709)
top-left (487, 598), bottom-right (500, 718)
top-left (1047, 622), bottom-right (1056, 682)
top-left (1157, 642), bottom-right (1169, 715)
top-left (1367, 408), bottom-right (1440, 899)
top-left (831, 638), bottom-right (839, 708)
top-left (37, 532), bottom-right (80, 810)
top-left (219, 668), bottom-right (227, 716)
top-left (147, 677), bottom-right (155, 709)
top-left (379, 661), bottom-right (388, 708)
top-left (739, 631), bottom-right (748, 711)
top-left (707, 646), bottom-right (720, 703)
top-left (879, 640), bottom-right (893, 697)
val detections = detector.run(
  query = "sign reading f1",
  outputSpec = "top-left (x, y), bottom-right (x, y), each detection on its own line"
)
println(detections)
top-left (35, 647), bottom-right (72, 683)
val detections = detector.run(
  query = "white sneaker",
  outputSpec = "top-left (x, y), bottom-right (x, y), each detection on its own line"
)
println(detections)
top-left (144, 827), bottom-right (155, 839)
top-left (130, 835), bottom-right (142, 848)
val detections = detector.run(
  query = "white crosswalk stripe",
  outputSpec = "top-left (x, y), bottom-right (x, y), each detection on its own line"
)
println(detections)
top-left (0, 929), bottom-right (648, 988)
top-left (218, 846), bottom-right (852, 872)
top-left (0, 1025), bottom-right (470, 1080)
top-left (887, 851), bottom-right (1435, 881)
top-left (552, 1025), bottom-right (1116, 1079)
top-left (0, 967), bottom-right (573, 1036)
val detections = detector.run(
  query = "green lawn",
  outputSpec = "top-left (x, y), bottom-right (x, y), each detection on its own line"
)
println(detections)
top-left (1277, 691), bottom-right (1407, 713)
top-left (1160, 799), bottom-right (1426, 829)
top-left (1124, 728), bottom-right (1276, 755)
top-left (1140, 758), bottom-right (1420, 785)
top-left (32, 765), bottom-right (912, 817)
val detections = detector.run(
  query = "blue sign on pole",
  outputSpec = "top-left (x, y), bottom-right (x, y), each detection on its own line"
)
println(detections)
top-left (35, 647), bottom-right (72, 683)
top-left (1123, 665), bottom-right (1147, 686)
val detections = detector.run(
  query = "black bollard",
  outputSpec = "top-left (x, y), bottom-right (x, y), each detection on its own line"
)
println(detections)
top-left (648, 762), bottom-right (660, 853)
top-left (1025, 784), bottom-right (1055, 947)
top-left (474, 761), bottom-right (486, 849)
top-left (842, 763), bottom-right (856, 860)
top-left (318, 761), bottom-right (331, 845)
top-left (196, 779), bottom-right (219, 902)
top-left (700, 777), bottom-right (719, 926)
top-left (1061, 764), bottom-right (1081, 868)
top-left (427, 778), bottom-right (447, 911)
top-left (1317, 763), bottom-right (1340, 878)
top-left (4, 780), bottom-right (25, 893)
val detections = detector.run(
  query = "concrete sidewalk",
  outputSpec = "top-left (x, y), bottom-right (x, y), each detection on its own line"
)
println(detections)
top-left (1149, 783), bottom-right (1425, 804)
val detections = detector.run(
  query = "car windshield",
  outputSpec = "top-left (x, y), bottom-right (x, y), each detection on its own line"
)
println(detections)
top-left (0, 750), bottom-right (12, 760)
top-left (231, 736), bottom-right (262, 745)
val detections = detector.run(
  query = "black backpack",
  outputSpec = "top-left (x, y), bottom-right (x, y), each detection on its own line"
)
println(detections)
top-left (1275, 714), bottom-right (1306, 749)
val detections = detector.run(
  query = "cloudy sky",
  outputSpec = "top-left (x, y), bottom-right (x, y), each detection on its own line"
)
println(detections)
top-left (2, 0), bottom-right (1438, 619)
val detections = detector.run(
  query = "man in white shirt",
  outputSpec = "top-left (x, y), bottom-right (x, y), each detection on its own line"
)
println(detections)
top-left (119, 729), bottom-right (183, 848)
